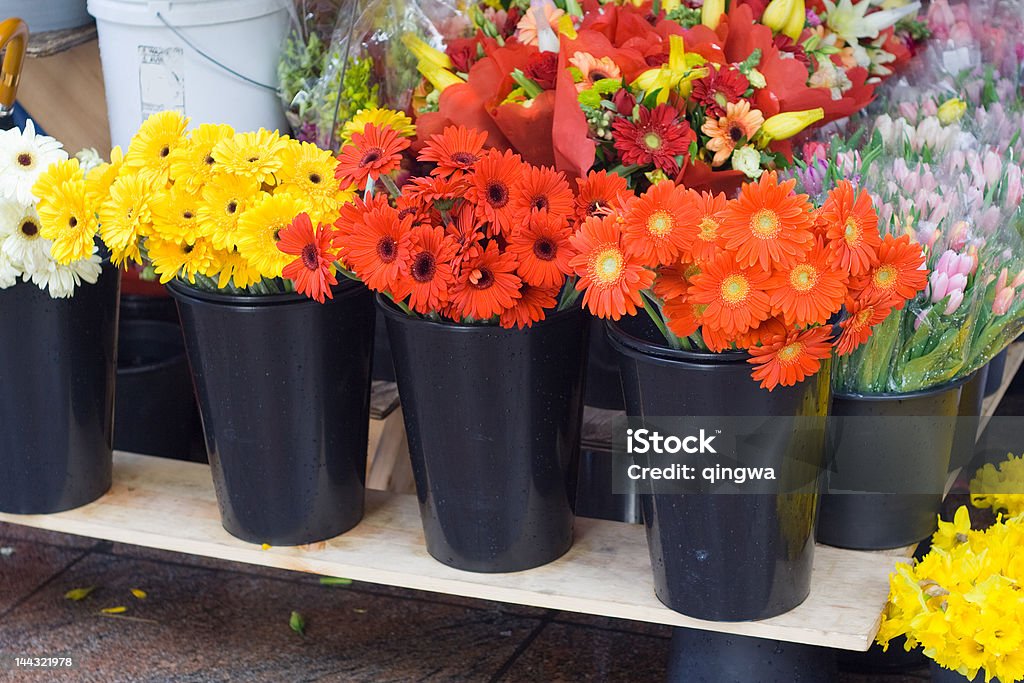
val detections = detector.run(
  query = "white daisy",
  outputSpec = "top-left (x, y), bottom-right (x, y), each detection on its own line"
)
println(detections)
top-left (0, 250), bottom-right (19, 288)
top-left (0, 202), bottom-right (51, 272)
top-left (0, 119), bottom-right (69, 205)
top-left (30, 251), bottom-right (102, 299)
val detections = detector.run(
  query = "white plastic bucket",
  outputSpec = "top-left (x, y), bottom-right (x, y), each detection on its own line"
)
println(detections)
top-left (87, 0), bottom-right (291, 150)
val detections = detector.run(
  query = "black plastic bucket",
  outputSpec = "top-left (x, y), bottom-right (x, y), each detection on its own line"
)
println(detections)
top-left (985, 348), bottom-right (1008, 398)
top-left (817, 377), bottom-right (967, 550)
top-left (381, 298), bottom-right (588, 573)
top-left (667, 629), bottom-right (838, 682)
top-left (115, 320), bottom-right (204, 462)
top-left (0, 265), bottom-right (120, 513)
top-left (948, 368), bottom-right (988, 472)
top-left (170, 281), bottom-right (374, 546)
top-left (607, 319), bottom-right (829, 621)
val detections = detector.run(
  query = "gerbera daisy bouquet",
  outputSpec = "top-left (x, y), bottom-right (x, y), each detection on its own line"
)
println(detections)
top-left (322, 123), bottom-right (583, 328)
top-left (569, 170), bottom-right (928, 389)
top-left (0, 120), bottom-right (102, 298)
top-left (33, 110), bottom-right (391, 301)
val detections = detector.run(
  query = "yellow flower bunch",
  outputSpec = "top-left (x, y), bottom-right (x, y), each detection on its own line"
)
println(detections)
top-left (878, 507), bottom-right (1024, 683)
top-left (33, 110), bottom-right (357, 290)
top-left (971, 454), bottom-right (1024, 517)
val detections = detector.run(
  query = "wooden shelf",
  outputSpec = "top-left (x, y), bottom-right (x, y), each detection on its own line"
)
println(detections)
top-left (0, 452), bottom-right (900, 652)
top-left (979, 344), bottom-right (1024, 434)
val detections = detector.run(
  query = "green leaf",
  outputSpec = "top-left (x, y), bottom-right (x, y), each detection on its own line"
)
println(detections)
top-left (318, 577), bottom-right (352, 586)
top-left (290, 611), bottom-right (305, 636)
top-left (64, 587), bottom-right (96, 601)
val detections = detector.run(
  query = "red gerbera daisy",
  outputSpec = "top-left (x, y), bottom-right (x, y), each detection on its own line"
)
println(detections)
top-left (508, 213), bottom-right (575, 288)
top-left (621, 181), bottom-right (702, 267)
top-left (335, 124), bottom-right (410, 190)
top-left (575, 170), bottom-right (629, 222)
top-left (450, 240), bottom-right (522, 320)
top-left (819, 180), bottom-right (882, 277)
top-left (691, 66), bottom-right (750, 119)
top-left (688, 252), bottom-right (772, 337)
top-left (850, 234), bottom-right (928, 310)
top-left (765, 237), bottom-right (849, 326)
top-left (404, 225), bottom-right (459, 315)
top-left (611, 104), bottom-right (696, 176)
top-left (509, 165), bottom-right (575, 224)
top-left (836, 294), bottom-right (892, 356)
top-left (747, 326), bottom-right (834, 391)
top-left (720, 172), bottom-right (816, 272)
top-left (418, 125), bottom-right (488, 179)
top-left (499, 283), bottom-right (560, 329)
top-left (338, 203), bottom-right (412, 296)
top-left (689, 190), bottom-right (729, 263)
top-left (468, 149), bottom-right (524, 237)
top-left (569, 215), bottom-right (655, 320)
top-left (279, 212), bottom-right (338, 304)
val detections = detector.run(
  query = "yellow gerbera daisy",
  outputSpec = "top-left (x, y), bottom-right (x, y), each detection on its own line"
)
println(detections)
top-left (85, 146), bottom-right (124, 206)
top-left (274, 140), bottom-right (344, 220)
top-left (216, 246), bottom-right (264, 289)
top-left (123, 110), bottom-right (189, 183)
top-left (32, 157), bottom-right (85, 202)
top-left (110, 240), bottom-right (142, 268)
top-left (234, 192), bottom-right (306, 279)
top-left (98, 174), bottom-right (156, 253)
top-left (212, 128), bottom-right (288, 186)
top-left (36, 178), bottom-right (98, 265)
top-left (168, 123), bottom-right (235, 192)
top-left (340, 108), bottom-right (416, 143)
top-left (197, 174), bottom-right (261, 251)
top-left (150, 185), bottom-right (203, 243)
top-left (147, 235), bottom-right (221, 285)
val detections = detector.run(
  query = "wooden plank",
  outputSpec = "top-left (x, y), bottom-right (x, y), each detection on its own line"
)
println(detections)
top-left (0, 451), bottom-right (905, 651)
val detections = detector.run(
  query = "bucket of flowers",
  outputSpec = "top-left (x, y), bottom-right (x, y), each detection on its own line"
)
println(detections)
top-left (323, 123), bottom-right (589, 573)
top-left (570, 170), bottom-right (924, 620)
top-left (0, 121), bottom-right (120, 514)
top-left (34, 111), bottom-right (385, 546)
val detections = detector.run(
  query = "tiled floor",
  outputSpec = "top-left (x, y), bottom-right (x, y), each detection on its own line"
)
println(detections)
top-left (0, 524), bottom-right (930, 683)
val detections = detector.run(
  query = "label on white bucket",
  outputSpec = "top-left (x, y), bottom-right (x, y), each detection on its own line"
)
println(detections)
top-left (139, 46), bottom-right (185, 116)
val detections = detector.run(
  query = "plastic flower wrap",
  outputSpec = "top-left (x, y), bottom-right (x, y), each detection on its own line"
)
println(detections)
top-left (0, 120), bottom-right (102, 298)
top-left (878, 507), bottom-right (1024, 683)
top-left (407, 0), bottom-right (926, 194)
top-left (971, 454), bottom-right (1024, 517)
top-left (278, 0), bottom-right (466, 150)
top-left (568, 170), bottom-right (926, 389)
top-left (321, 124), bottom-right (584, 327)
top-left (32, 110), bottom-right (405, 300)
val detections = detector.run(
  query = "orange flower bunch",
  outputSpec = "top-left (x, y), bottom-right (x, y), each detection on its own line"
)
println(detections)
top-left (571, 173), bottom-right (930, 390)
top-left (331, 125), bottom-right (584, 328)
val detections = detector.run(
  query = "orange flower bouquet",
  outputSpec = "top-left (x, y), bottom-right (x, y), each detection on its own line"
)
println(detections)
top-left (571, 171), bottom-right (930, 389)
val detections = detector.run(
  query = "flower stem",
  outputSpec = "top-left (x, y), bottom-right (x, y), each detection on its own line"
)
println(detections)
top-left (640, 290), bottom-right (684, 350)
top-left (379, 174), bottom-right (402, 199)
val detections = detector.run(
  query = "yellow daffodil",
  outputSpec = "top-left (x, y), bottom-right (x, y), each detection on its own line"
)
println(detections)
top-left (632, 34), bottom-right (708, 104)
top-left (758, 108), bottom-right (825, 143)
top-left (761, 0), bottom-right (806, 41)
top-left (403, 34), bottom-right (465, 92)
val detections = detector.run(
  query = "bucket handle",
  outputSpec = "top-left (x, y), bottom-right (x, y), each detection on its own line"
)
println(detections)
top-left (0, 18), bottom-right (28, 115)
top-left (155, 12), bottom-right (280, 94)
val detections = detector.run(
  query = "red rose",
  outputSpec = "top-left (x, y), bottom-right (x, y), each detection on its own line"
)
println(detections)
top-left (525, 51), bottom-right (560, 90)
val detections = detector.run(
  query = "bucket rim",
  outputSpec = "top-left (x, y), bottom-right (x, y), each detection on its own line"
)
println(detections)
top-left (167, 278), bottom-right (364, 309)
top-left (833, 372), bottom-right (973, 402)
top-left (605, 318), bottom-right (751, 367)
top-left (376, 293), bottom-right (584, 333)
top-left (87, 0), bottom-right (290, 26)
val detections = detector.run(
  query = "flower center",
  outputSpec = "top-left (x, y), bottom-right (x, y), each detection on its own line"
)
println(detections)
top-left (300, 243), bottom-right (320, 271)
top-left (160, 146), bottom-right (170, 158)
top-left (720, 274), bottom-right (750, 304)
top-left (227, 201), bottom-right (238, 214)
top-left (450, 151), bottom-right (479, 166)
top-left (411, 252), bottom-right (436, 282)
top-left (729, 124), bottom-right (744, 142)
top-left (183, 211), bottom-right (194, 220)
top-left (777, 342), bottom-right (804, 365)
top-left (533, 237), bottom-right (557, 261)
top-left (309, 173), bottom-right (322, 184)
top-left (750, 209), bottom-right (780, 238)
top-left (469, 267), bottom-right (494, 289)
top-left (698, 217), bottom-right (719, 241)
top-left (643, 131), bottom-right (663, 151)
top-left (855, 307), bottom-right (873, 326)
top-left (591, 246), bottom-right (624, 285)
top-left (360, 148), bottom-right (384, 167)
top-left (183, 244), bottom-right (195, 255)
top-left (376, 235), bottom-right (397, 263)
top-left (68, 216), bottom-right (78, 229)
top-left (486, 181), bottom-right (509, 208)
top-left (587, 200), bottom-right (605, 216)
top-left (789, 264), bottom-right (819, 292)
top-left (16, 152), bottom-right (33, 168)
top-left (20, 220), bottom-right (38, 237)
top-left (843, 216), bottom-right (861, 244)
top-left (646, 210), bottom-right (674, 237)
top-left (590, 70), bottom-right (609, 82)
top-left (873, 265), bottom-right (897, 289)
top-left (205, 155), bottom-right (215, 165)
top-left (531, 195), bottom-right (549, 212)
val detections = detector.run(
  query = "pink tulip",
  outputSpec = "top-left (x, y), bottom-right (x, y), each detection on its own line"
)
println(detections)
top-left (944, 289), bottom-right (965, 316)
top-left (993, 287), bottom-right (1015, 316)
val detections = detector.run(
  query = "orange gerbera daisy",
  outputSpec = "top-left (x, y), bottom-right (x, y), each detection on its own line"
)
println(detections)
top-left (851, 234), bottom-right (928, 309)
top-left (450, 240), bottom-right (522, 320)
top-left (575, 170), bottom-right (629, 222)
top-left (622, 181), bottom-right (702, 266)
top-left (720, 172), bottom-right (815, 272)
top-left (701, 323), bottom-right (733, 352)
top-left (569, 52), bottom-right (623, 84)
top-left (569, 215), bottom-right (655, 320)
top-left (499, 283), bottom-right (560, 329)
top-left (404, 225), bottom-right (458, 314)
top-left (508, 213), bottom-right (575, 288)
top-left (445, 203), bottom-right (485, 268)
top-left (689, 190), bottom-right (729, 263)
top-left (335, 123), bottom-right (410, 190)
top-left (338, 203), bottom-right (412, 295)
top-left (765, 237), bottom-right (849, 326)
top-left (418, 125), bottom-right (488, 178)
top-left (653, 261), bottom-right (700, 301)
top-left (663, 299), bottom-right (704, 338)
top-left (701, 100), bottom-right (765, 167)
top-left (510, 165), bottom-right (574, 224)
top-left (747, 326), bottom-right (833, 391)
top-left (688, 252), bottom-right (772, 336)
top-left (734, 316), bottom-right (788, 350)
top-left (401, 175), bottom-right (471, 224)
top-left (836, 294), bottom-right (892, 356)
top-left (469, 149), bottom-right (524, 236)
top-left (279, 213), bottom-right (338, 304)
top-left (820, 180), bottom-right (881, 276)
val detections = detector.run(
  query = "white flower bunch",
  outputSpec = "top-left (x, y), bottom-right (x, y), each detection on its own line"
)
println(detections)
top-left (0, 120), bottom-right (101, 298)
